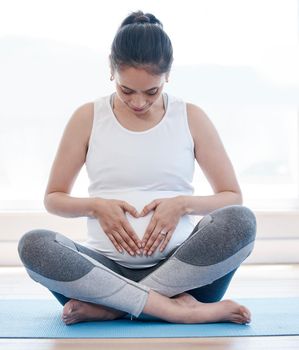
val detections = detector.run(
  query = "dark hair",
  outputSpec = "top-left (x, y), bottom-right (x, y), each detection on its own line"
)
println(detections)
top-left (109, 10), bottom-right (173, 75)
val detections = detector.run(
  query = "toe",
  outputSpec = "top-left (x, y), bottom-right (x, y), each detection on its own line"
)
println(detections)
top-left (64, 316), bottom-right (77, 325)
top-left (63, 303), bottom-right (73, 316)
top-left (232, 315), bottom-right (248, 324)
top-left (239, 305), bottom-right (251, 319)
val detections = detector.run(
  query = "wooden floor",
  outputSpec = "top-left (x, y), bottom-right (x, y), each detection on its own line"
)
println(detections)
top-left (1, 264), bottom-right (299, 349)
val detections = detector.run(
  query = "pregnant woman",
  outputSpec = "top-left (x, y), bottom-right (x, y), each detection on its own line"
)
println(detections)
top-left (18, 10), bottom-right (256, 325)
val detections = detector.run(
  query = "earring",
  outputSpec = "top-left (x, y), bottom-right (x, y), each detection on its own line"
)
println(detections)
top-left (110, 75), bottom-right (114, 81)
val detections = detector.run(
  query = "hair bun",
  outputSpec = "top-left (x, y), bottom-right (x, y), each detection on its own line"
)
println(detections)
top-left (135, 14), bottom-right (150, 24)
top-left (120, 11), bottom-right (163, 28)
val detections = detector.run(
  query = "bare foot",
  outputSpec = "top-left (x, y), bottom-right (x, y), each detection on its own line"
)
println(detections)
top-left (172, 292), bottom-right (251, 324)
top-left (62, 299), bottom-right (127, 325)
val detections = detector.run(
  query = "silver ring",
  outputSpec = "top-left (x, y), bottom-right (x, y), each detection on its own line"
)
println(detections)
top-left (160, 229), bottom-right (167, 236)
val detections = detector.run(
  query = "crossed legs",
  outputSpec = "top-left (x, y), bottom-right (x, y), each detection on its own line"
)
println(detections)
top-left (18, 205), bottom-right (256, 324)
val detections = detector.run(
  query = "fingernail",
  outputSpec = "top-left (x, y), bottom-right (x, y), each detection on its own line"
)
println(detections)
top-left (136, 250), bottom-right (141, 255)
top-left (148, 251), bottom-right (152, 256)
top-left (130, 251), bottom-right (135, 256)
top-left (138, 243), bottom-right (142, 249)
top-left (142, 242), bottom-right (145, 248)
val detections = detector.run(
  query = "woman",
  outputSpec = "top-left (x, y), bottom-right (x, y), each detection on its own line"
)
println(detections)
top-left (18, 10), bottom-right (256, 325)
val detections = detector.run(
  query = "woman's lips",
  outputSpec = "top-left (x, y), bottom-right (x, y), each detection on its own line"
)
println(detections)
top-left (125, 102), bottom-right (152, 112)
top-left (131, 106), bottom-right (147, 112)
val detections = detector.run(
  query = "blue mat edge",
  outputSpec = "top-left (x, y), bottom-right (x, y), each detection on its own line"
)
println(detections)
top-left (1, 297), bottom-right (299, 339)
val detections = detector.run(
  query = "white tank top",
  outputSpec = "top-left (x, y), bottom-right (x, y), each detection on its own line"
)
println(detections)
top-left (82, 92), bottom-right (196, 268)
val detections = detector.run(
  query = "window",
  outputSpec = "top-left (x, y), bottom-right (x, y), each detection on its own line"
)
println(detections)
top-left (0, 0), bottom-right (298, 211)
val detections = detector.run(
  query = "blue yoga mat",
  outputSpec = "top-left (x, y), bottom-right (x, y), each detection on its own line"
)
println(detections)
top-left (1, 298), bottom-right (298, 338)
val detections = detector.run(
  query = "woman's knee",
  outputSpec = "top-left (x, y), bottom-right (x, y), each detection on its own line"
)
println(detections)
top-left (18, 229), bottom-right (93, 281)
top-left (210, 205), bottom-right (257, 244)
top-left (18, 229), bottom-right (56, 269)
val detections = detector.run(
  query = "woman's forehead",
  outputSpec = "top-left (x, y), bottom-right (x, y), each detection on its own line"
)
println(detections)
top-left (115, 67), bottom-right (165, 90)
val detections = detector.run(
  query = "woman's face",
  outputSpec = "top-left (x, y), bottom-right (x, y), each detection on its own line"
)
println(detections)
top-left (113, 66), bottom-right (168, 115)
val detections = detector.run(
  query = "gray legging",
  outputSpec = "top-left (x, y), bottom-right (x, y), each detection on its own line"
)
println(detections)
top-left (18, 205), bottom-right (256, 318)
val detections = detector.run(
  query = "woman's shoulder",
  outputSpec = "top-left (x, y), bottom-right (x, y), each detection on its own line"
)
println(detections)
top-left (72, 101), bottom-right (94, 118)
top-left (185, 101), bottom-right (210, 127)
top-left (187, 101), bottom-right (209, 118)
top-left (68, 94), bottom-right (111, 142)
top-left (64, 102), bottom-right (94, 148)
top-left (183, 101), bottom-right (217, 145)
top-left (169, 94), bottom-right (207, 120)
top-left (70, 102), bottom-right (94, 126)
top-left (167, 94), bottom-right (210, 135)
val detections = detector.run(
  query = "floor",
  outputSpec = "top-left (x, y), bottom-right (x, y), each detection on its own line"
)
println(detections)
top-left (0, 264), bottom-right (299, 349)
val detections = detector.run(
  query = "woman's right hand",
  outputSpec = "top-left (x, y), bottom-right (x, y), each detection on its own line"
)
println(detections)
top-left (92, 198), bottom-right (142, 256)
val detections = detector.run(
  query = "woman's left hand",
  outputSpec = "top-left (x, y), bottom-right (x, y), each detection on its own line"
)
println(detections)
top-left (139, 196), bottom-right (185, 256)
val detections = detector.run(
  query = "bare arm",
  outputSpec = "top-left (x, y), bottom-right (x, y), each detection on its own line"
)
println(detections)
top-left (43, 102), bottom-right (141, 254)
top-left (43, 102), bottom-right (97, 218)
top-left (179, 103), bottom-right (242, 216)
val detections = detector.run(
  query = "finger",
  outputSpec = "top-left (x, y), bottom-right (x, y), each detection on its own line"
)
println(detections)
top-left (146, 226), bottom-right (168, 254)
top-left (120, 201), bottom-right (140, 218)
top-left (159, 230), bottom-right (172, 252)
top-left (113, 230), bottom-right (137, 256)
top-left (140, 200), bottom-right (159, 217)
top-left (141, 218), bottom-right (157, 248)
top-left (143, 225), bottom-right (162, 255)
top-left (106, 232), bottom-right (124, 254)
top-left (121, 219), bottom-right (143, 249)
top-left (147, 234), bottom-right (165, 256)
top-left (119, 226), bottom-right (142, 255)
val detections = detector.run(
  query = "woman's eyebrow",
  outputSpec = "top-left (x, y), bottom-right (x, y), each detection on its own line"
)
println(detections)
top-left (120, 85), bottom-right (159, 92)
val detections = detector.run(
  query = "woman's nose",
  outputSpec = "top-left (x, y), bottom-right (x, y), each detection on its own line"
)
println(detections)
top-left (131, 96), bottom-right (146, 108)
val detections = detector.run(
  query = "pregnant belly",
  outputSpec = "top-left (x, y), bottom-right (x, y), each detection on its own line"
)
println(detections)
top-left (83, 191), bottom-right (196, 268)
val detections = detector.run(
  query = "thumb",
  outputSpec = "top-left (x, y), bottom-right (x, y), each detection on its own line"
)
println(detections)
top-left (140, 200), bottom-right (159, 216)
top-left (121, 202), bottom-right (140, 218)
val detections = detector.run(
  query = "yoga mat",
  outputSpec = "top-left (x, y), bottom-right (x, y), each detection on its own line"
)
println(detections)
top-left (0, 298), bottom-right (298, 338)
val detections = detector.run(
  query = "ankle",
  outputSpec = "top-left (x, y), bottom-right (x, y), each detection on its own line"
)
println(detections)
top-left (171, 298), bottom-right (194, 323)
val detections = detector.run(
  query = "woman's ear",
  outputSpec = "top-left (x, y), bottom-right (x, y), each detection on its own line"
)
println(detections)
top-left (108, 54), bottom-right (114, 76)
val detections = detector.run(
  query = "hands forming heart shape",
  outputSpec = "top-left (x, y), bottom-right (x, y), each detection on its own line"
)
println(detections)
top-left (93, 196), bottom-right (185, 256)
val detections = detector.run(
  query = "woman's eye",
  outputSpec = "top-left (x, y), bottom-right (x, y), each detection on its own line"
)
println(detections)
top-left (147, 90), bottom-right (158, 95)
top-left (121, 89), bottom-right (158, 95)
